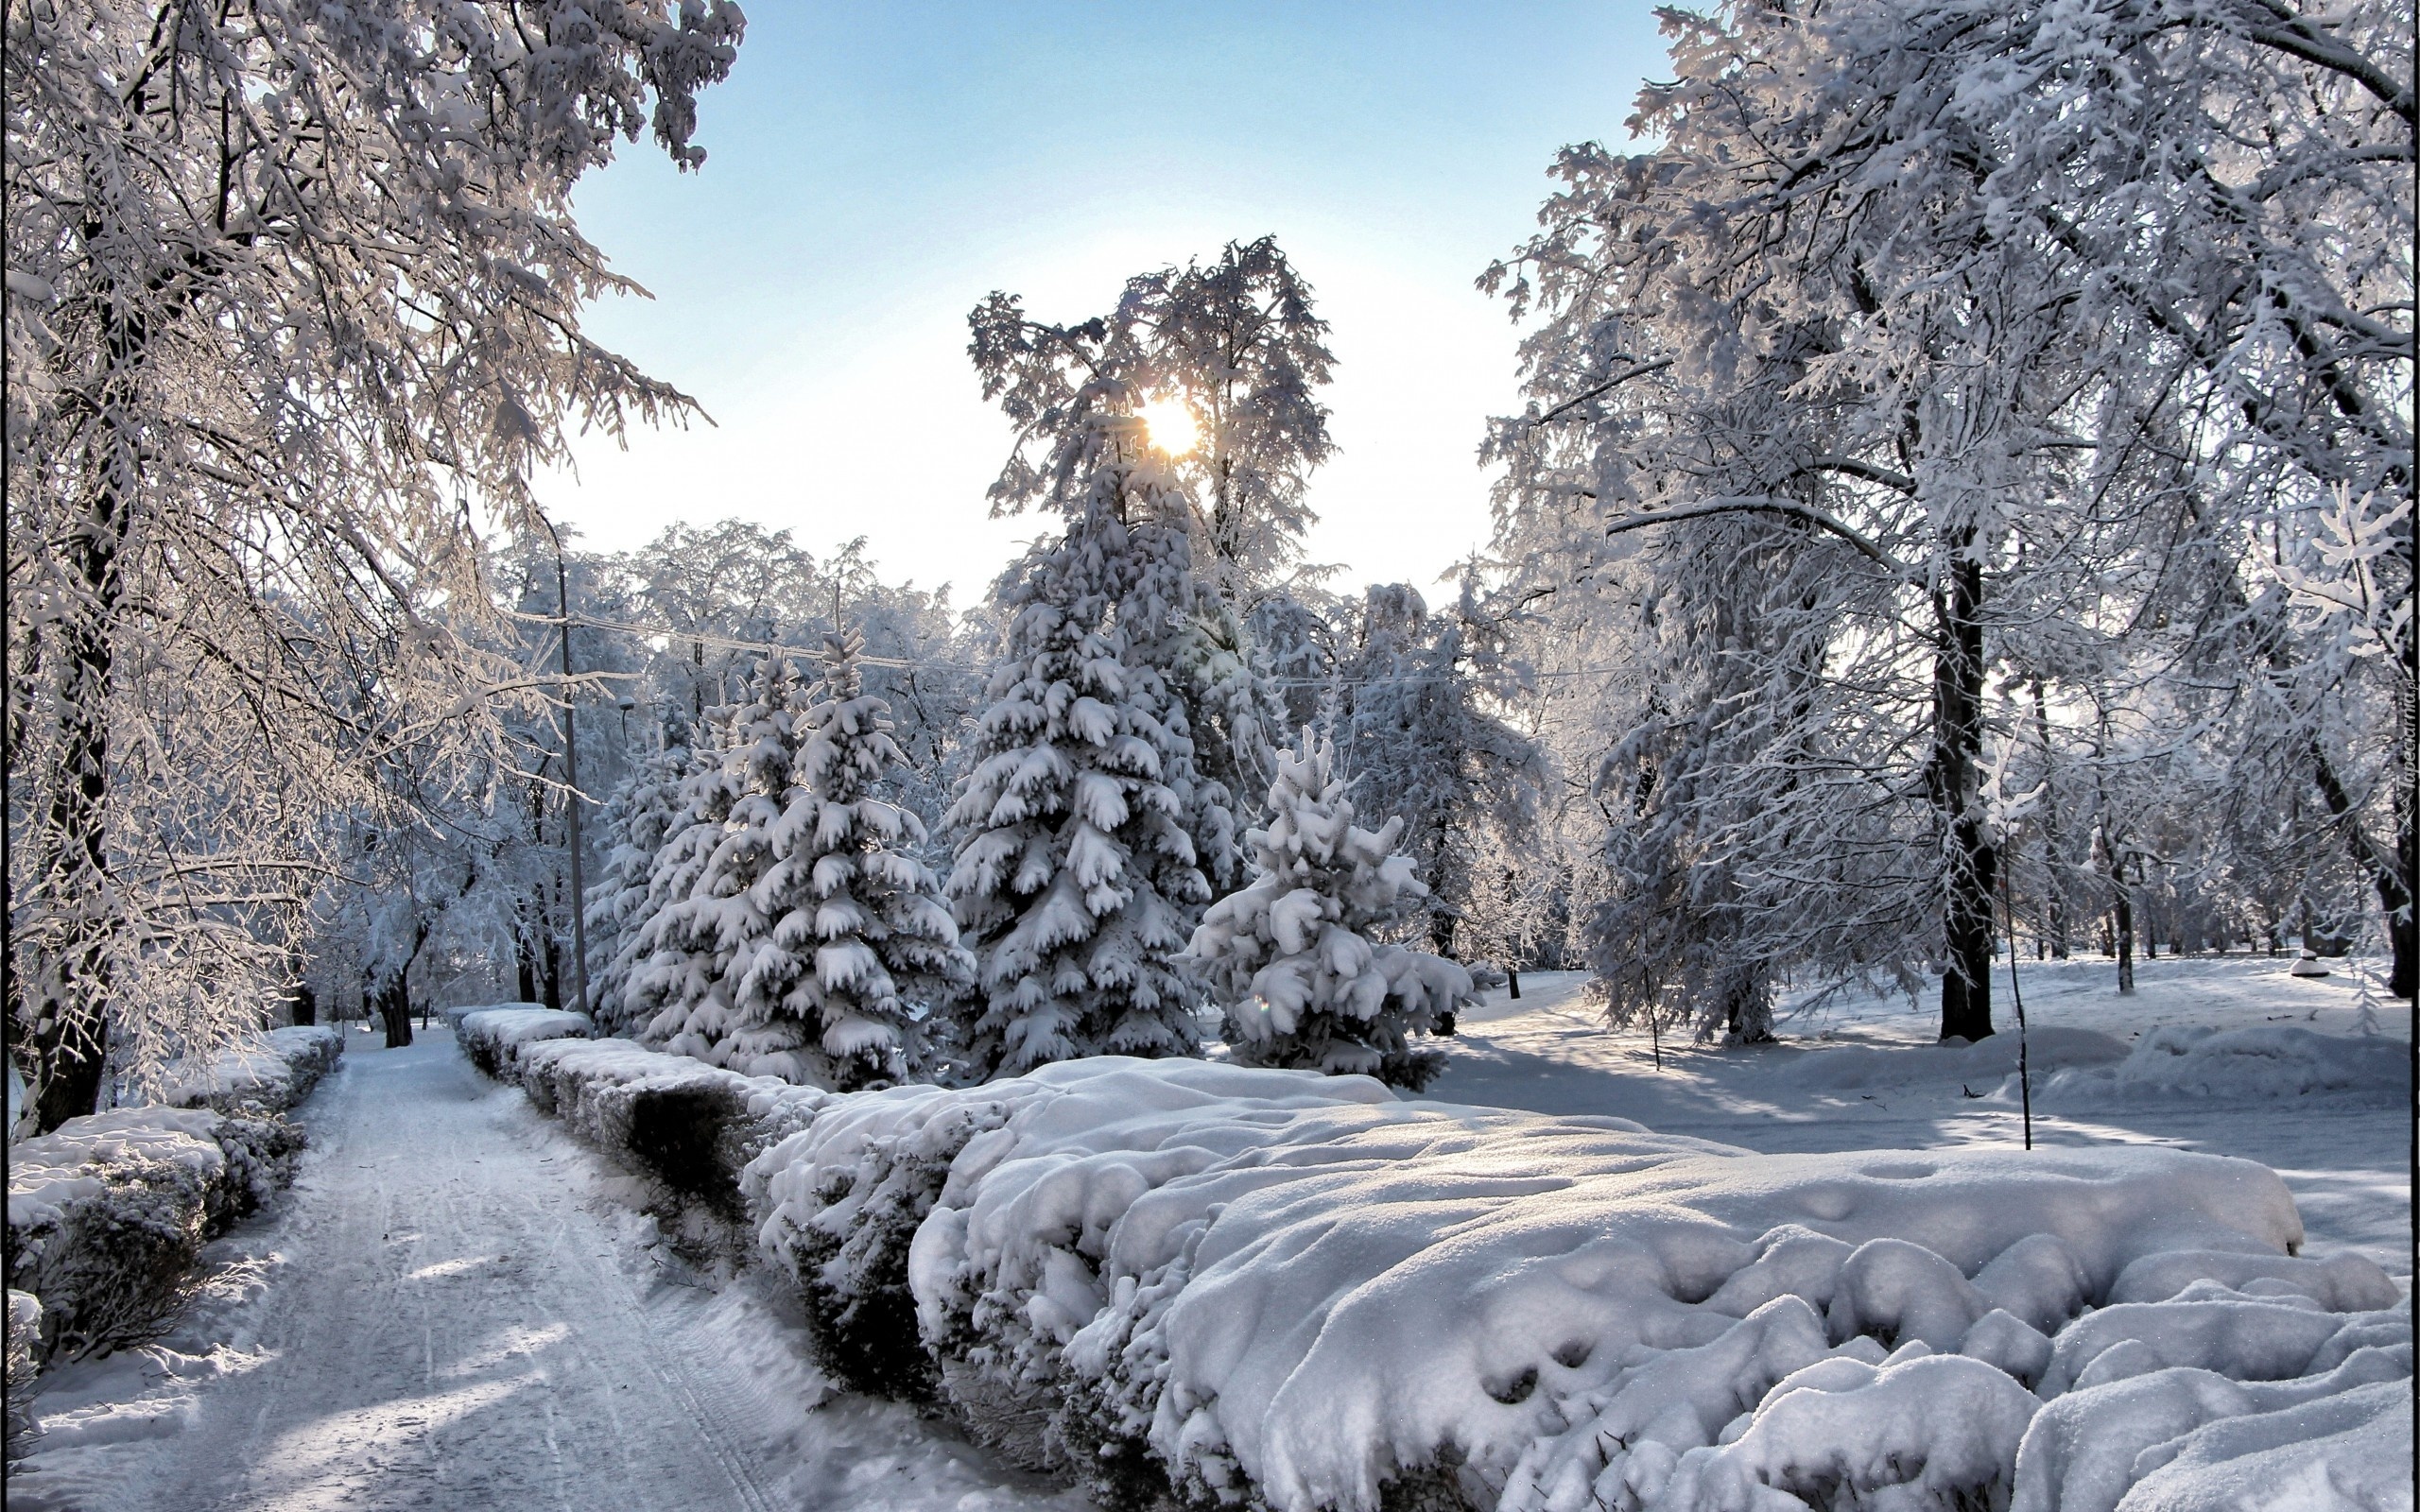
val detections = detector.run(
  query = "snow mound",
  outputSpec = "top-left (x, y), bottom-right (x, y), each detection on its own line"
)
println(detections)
top-left (732, 1057), bottom-right (2401, 1512)
top-left (456, 1006), bottom-right (592, 1077)
top-left (6, 1106), bottom-right (310, 1365)
top-left (2029, 1025), bottom-right (2410, 1107)
top-left (160, 1025), bottom-right (344, 1114)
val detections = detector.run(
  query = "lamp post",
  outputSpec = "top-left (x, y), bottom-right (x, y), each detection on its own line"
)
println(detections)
top-left (536, 511), bottom-right (592, 1019)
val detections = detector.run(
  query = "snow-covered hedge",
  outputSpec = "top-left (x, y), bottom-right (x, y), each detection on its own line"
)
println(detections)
top-left (5, 1105), bottom-right (306, 1366)
top-left (516, 1039), bottom-right (823, 1241)
top-left (439, 1000), bottom-right (544, 1033)
top-left (460, 1032), bottom-right (2410, 1512)
top-left (743, 1057), bottom-right (2409, 1512)
top-left (458, 1033), bottom-right (827, 1263)
top-left (455, 1006), bottom-right (593, 1079)
top-left (160, 1024), bottom-right (345, 1115)
top-left (6, 1288), bottom-right (39, 1452)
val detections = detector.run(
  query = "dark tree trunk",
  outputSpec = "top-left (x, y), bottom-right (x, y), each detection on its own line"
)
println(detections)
top-left (372, 970), bottom-right (413, 1048)
top-left (290, 982), bottom-right (318, 1027)
top-left (1930, 557), bottom-right (1995, 1042)
top-left (1506, 966), bottom-right (1521, 1001)
top-left (2114, 891), bottom-right (2136, 994)
top-left (24, 335), bottom-right (139, 1132)
top-left (2307, 737), bottom-right (2415, 998)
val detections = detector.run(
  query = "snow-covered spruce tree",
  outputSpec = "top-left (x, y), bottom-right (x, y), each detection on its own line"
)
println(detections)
top-left (944, 424), bottom-right (1221, 1077)
top-left (3, 2), bottom-right (743, 1129)
top-left (1183, 733), bottom-right (1477, 1090)
top-left (725, 632), bottom-right (968, 1089)
top-left (968, 241), bottom-right (1338, 858)
top-left (585, 712), bottom-right (699, 1037)
top-left (631, 657), bottom-right (801, 1059)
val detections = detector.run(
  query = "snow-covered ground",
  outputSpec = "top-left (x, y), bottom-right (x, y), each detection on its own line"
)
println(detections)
top-left (7, 1028), bottom-right (1085, 1512)
top-left (1431, 954), bottom-right (2412, 1279)
top-left (9, 953), bottom-right (2407, 1509)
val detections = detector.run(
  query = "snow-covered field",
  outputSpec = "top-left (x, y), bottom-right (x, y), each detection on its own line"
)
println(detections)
top-left (9, 954), bottom-right (2408, 1509)
top-left (1432, 955), bottom-right (2412, 1280)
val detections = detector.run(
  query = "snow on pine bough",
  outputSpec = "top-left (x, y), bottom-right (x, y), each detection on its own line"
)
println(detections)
top-left (749, 1057), bottom-right (2409, 1512)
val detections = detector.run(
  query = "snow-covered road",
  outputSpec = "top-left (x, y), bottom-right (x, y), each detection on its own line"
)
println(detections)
top-left (12, 1030), bottom-right (1086, 1512)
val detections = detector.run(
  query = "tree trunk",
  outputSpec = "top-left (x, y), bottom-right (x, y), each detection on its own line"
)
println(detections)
top-left (2114, 890), bottom-right (2136, 994)
top-left (1506, 966), bottom-right (1521, 1001)
top-left (2307, 736), bottom-right (2415, 997)
top-left (22, 301), bottom-right (142, 1132)
top-left (515, 925), bottom-right (538, 1005)
top-left (372, 969), bottom-right (414, 1049)
top-left (1930, 557), bottom-right (1995, 1041)
top-left (290, 982), bottom-right (318, 1027)
top-left (2029, 679), bottom-right (2070, 958)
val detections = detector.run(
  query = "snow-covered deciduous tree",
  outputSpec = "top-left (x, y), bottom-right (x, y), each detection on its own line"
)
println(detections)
top-left (1184, 733), bottom-right (1477, 1090)
top-left (1340, 582), bottom-right (1545, 962)
top-left (729, 632), bottom-right (968, 1090)
top-left (943, 423), bottom-right (1220, 1077)
top-left (3, 0), bottom-right (744, 1128)
top-left (1479, 0), bottom-right (2411, 1034)
top-left (634, 656), bottom-right (800, 1061)
top-left (585, 712), bottom-right (699, 1037)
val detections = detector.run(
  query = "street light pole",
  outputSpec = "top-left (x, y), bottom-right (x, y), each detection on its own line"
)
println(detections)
top-left (538, 512), bottom-right (592, 1019)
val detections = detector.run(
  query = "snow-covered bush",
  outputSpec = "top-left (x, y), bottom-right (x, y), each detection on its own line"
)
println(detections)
top-left (160, 1024), bottom-right (345, 1115)
top-left (1184, 732), bottom-right (1478, 1088)
top-left (519, 1039), bottom-right (819, 1224)
top-left (455, 1007), bottom-right (592, 1079)
top-left (5, 1287), bottom-right (37, 1452)
top-left (734, 1056), bottom-right (2404, 1512)
top-left (2028, 1023), bottom-right (2410, 1107)
top-left (5, 1104), bottom-right (315, 1365)
top-left (746, 1075), bottom-right (1067, 1399)
top-left (439, 1000), bottom-right (544, 1033)
top-left (727, 631), bottom-right (968, 1089)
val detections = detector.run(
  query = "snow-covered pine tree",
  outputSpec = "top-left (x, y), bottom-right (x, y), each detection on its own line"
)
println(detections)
top-left (726, 632), bottom-right (968, 1089)
top-left (585, 711), bottom-right (699, 1037)
top-left (632, 655), bottom-right (800, 1059)
top-left (1183, 732), bottom-right (1477, 1090)
top-left (944, 423), bottom-right (1221, 1077)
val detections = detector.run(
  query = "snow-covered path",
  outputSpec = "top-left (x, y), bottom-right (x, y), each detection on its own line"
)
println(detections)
top-left (14, 1031), bottom-right (1087, 1512)
top-left (22, 1030), bottom-right (786, 1510)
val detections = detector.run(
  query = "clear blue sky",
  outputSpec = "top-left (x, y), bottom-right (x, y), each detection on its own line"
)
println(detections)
top-left (543, 1), bottom-right (1673, 601)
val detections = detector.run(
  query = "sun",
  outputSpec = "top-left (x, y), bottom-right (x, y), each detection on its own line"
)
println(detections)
top-left (1139, 398), bottom-right (1200, 456)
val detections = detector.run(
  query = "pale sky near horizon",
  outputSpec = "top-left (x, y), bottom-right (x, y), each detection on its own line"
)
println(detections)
top-left (540, 2), bottom-right (1673, 603)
